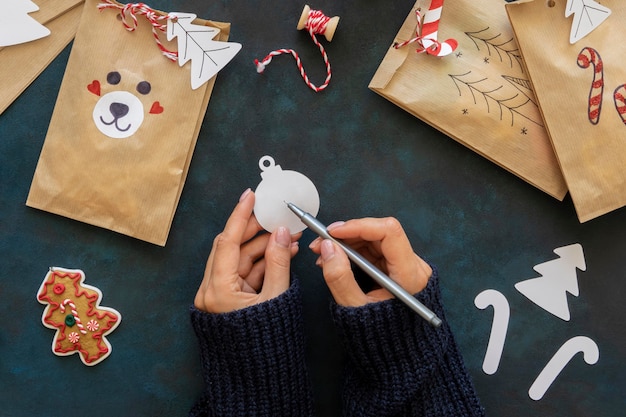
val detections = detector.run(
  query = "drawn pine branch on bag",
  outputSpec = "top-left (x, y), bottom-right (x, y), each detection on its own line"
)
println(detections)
top-left (465, 27), bottom-right (524, 73)
top-left (449, 72), bottom-right (544, 127)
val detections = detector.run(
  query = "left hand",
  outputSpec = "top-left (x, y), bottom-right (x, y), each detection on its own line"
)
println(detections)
top-left (194, 189), bottom-right (301, 313)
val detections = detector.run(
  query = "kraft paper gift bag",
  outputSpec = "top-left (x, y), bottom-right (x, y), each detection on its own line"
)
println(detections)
top-left (507, 0), bottom-right (626, 222)
top-left (0, 0), bottom-right (84, 115)
top-left (27, 0), bottom-right (238, 245)
top-left (369, 0), bottom-right (567, 200)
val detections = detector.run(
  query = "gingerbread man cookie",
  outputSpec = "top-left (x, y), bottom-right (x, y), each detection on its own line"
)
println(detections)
top-left (37, 267), bottom-right (122, 366)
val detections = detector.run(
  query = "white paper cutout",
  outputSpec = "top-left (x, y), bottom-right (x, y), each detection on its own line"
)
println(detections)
top-left (474, 289), bottom-right (510, 375)
top-left (528, 336), bottom-right (599, 400)
top-left (0, 0), bottom-right (50, 47)
top-left (253, 156), bottom-right (320, 233)
top-left (475, 244), bottom-right (599, 401)
top-left (565, 0), bottom-right (611, 44)
top-left (93, 91), bottom-right (145, 139)
top-left (167, 12), bottom-right (242, 90)
top-left (515, 244), bottom-right (586, 321)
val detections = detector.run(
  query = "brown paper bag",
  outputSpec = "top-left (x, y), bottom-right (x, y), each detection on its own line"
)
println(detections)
top-left (507, 0), bottom-right (626, 222)
top-left (27, 0), bottom-right (231, 246)
top-left (0, 0), bottom-right (84, 115)
top-left (369, 0), bottom-right (567, 200)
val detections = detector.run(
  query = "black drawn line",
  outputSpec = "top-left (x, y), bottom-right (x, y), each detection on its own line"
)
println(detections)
top-left (450, 71), bottom-right (544, 127)
top-left (465, 27), bottom-right (524, 73)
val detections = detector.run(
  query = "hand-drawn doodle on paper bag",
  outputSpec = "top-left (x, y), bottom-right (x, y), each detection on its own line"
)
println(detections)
top-left (507, 0), bottom-right (626, 222)
top-left (369, 0), bottom-right (567, 200)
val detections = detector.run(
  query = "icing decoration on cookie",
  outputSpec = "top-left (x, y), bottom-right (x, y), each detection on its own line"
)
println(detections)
top-left (87, 319), bottom-right (100, 332)
top-left (68, 332), bottom-right (81, 344)
top-left (37, 267), bottom-right (122, 366)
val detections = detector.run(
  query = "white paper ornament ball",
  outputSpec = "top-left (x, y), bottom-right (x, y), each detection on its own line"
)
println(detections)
top-left (253, 155), bottom-right (320, 233)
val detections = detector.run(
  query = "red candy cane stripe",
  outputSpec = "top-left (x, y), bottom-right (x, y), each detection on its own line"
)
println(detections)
top-left (97, 1), bottom-right (177, 61)
top-left (60, 299), bottom-right (88, 335)
top-left (614, 84), bottom-right (626, 125)
top-left (254, 8), bottom-right (334, 92)
top-left (394, 0), bottom-right (457, 57)
top-left (577, 47), bottom-right (604, 125)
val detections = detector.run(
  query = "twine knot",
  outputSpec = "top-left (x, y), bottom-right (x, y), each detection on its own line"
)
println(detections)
top-left (97, 0), bottom-right (178, 61)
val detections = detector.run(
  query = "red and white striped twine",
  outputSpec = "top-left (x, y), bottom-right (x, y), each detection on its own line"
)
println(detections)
top-left (254, 8), bottom-right (333, 92)
top-left (97, 1), bottom-right (178, 61)
top-left (394, 0), bottom-right (457, 57)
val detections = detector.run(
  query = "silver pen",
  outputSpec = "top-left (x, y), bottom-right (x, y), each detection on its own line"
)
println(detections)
top-left (286, 202), bottom-right (442, 327)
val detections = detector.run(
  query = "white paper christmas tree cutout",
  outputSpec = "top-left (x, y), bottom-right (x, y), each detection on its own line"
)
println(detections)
top-left (0, 0), bottom-right (51, 47)
top-left (167, 12), bottom-right (242, 90)
top-left (515, 244), bottom-right (586, 321)
top-left (565, 0), bottom-right (611, 44)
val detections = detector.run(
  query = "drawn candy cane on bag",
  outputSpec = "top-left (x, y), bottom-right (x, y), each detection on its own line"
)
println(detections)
top-left (614, 84), bottom-right (626, 125)
top-left (577, 47), bottom-right (604, 125)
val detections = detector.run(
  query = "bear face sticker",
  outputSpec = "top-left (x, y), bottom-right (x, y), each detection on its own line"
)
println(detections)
top-left (88, 71), bottom-right (163, 139)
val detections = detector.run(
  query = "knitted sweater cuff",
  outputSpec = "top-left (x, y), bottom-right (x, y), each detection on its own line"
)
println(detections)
top-left (189, 279), bottom-right (312, 417)
top-left (330, 268), bottom-right (485, 416)
top-left (331, 268), bottom-right (451, 387)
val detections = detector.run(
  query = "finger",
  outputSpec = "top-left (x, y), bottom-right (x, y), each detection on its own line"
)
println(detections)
top-left (319, 239), bottom-right (367, 307)
top-left (238, 233), bottom-right (270, 277)
top-left (328, 218), bottom-right (430, 293)
top-left (308, 236), bottom-right (323, 254)
top-left (242, 213), bottom-right (264, 242)
top-left (194, 234), bottom-right (222, 310)
top-left (245, 258), bottom-right (266, 292)
top-left (259, 227), bottom-right (294, 299)
top-left (210, 189), bottom-right (256, 281)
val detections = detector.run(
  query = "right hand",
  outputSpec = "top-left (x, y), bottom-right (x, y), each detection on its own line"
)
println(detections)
top-left (308, 217), bottom-right (432, 307)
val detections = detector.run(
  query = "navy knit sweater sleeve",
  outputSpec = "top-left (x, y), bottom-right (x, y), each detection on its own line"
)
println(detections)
top-left (331, 268), bottom-right (485, 417)
top-left (189, 279), bottom-right (313, 417)
top-left (189, 270), bottom-right (484, 417)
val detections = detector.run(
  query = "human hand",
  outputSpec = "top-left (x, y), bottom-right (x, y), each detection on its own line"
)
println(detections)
top-left (309, 217), bottom-right (432, 307)
top-left (194, 189), bottom-right (301, 313)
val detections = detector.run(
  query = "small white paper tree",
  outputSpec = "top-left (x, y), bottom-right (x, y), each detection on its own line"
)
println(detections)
top-left (565, 0), bottom-right (611, 44)
top-left (0, 0), bottom-right (51, 47)
top-left (167, 12), bottom-right (242, 90)
top-left (515, 244), bottom-right (586, 321)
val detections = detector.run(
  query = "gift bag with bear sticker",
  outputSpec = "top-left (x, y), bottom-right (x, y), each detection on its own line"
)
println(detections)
top-left (507, 0), bottom-right (626, 222)
top-left (27, 0), bottom-right (240, 245)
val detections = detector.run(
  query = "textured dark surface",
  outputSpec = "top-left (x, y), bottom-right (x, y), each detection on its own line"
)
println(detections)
top-left (0, 0), bottom-right (624, 416)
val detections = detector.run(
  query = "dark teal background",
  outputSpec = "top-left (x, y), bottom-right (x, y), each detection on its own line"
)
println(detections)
top-left (1, 1), bottom-right (625, 416)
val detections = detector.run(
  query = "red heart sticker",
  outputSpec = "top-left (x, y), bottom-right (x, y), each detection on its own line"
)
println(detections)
top-left (87, 80), bottom-right (101, 96)
top-left (149, 101), bottom-right (164, 114)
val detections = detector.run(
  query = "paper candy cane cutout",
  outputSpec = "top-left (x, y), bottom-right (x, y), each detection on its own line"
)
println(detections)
top-left (528, 336), bottom-right (599, 400)
top-left (474, 289), bottom-right (510, 375)
top-left (577, 47), bottom-right (604, 125)
top-left (394, 0), bottom-right (457, 57)
top-left (420, 0), bottom-right (457, 56)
